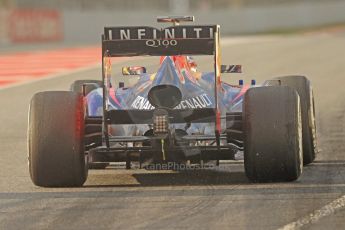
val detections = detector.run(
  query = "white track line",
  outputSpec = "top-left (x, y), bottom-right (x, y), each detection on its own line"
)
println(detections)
top-left (278, 194), bottom-right (345, 229)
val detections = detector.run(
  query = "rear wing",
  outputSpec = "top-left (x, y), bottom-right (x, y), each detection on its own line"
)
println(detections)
top-left (101, 23), bottom-right (222, 148)
top-left (102, 25), bottom-right (219, 57)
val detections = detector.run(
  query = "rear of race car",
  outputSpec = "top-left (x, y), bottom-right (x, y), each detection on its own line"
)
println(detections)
top-left (85, 22), bottom-right (240, 167)
top-left (27, 16), bottom-right (316, 187)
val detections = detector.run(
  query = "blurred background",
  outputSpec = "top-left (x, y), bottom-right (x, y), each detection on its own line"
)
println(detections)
top-left (0, 0), bottom-right (345, 45)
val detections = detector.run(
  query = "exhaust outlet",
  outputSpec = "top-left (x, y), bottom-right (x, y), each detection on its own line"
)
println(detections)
top-left (148, 85), bottom-right (182, 109)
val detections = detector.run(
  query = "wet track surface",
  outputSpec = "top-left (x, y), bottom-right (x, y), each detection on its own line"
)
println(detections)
top-left (0, 33), bottom-right (345, 229)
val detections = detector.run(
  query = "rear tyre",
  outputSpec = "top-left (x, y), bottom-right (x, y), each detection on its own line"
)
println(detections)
top-left (70, 80), bottom-right (102, 96)
top-left (28, 91), bottom-right (88, 187)
top-left (243, 86), bottom-right (303, 182)
top-left (266, 76), bottom-right (316, 165)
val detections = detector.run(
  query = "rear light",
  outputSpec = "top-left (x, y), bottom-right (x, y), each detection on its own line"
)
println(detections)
top-left (153, 109), bottom-right (169, 134)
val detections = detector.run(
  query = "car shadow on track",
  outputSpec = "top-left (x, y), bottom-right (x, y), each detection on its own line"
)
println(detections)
top-left (84, 166), bottom-right (251, 187)
top-left (132, 170), bottom-right (251, 186)
top-left (84, 170), bottom-right (250, 187)
top-left (83, 161), bottom-right (251, 187)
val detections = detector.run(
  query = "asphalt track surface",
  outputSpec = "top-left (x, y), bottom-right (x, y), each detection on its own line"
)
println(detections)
top-left (1, 32), bottom-right (345, 229)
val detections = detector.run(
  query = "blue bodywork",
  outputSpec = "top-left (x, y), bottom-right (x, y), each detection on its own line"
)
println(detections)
top-left (87, 56), bottom-right (249, 137)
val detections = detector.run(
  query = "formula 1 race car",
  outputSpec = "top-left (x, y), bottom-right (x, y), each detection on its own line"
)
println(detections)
top-left (28, 16), bottom-right (317, 187)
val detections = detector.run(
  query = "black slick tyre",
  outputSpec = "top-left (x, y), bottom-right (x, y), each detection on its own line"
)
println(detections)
top-left (28, 91), bottom-right (88, 187)
top-left (243, 86), bottom-right (303, 182)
